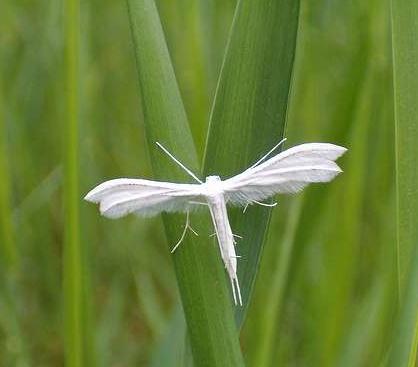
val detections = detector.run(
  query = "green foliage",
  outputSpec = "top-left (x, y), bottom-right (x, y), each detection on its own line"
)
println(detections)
top-left (0, 0), bottom-right (415, 366)
top-left (203, 0), bottom-right (300, 324)
top-left (388, 0), bottom-right (418, 365)
top-left (0, 83), bottom-right (17, 268)
top-left (63, 0), bottom-right (84, 366)
top-left (127, 0), bottom-right (243, 365)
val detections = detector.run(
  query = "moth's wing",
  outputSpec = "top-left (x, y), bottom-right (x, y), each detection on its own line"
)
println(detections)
top-left (222, 143), bottom-right (347, 206)
top-left (84, 178), bottom-right (204, 219)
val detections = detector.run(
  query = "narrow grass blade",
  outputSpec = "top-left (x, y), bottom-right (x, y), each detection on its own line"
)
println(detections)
top-left (244, 197), bottom-right (303, 367)
top-left (389, 1), bottom-right (418, 365)
top-left (0, 79), bottom-right (17, 268)
top-left (155, 0), bottom-right (211, 158)
top-left (149, 304), bottom-right (187, 367)
top-left (126, 1), bottom-right (244, 365)
top-left (203, 0), bottom-right (300, 324)
top-left (63, 0), bottom-right (83, 365)
top-left (0, 73), bottom-right (30, 366)
top-left (314, 69), bottom-right (375, 367)
top-left (391, 0), bottom-right (418, 296)
top-left (388, 247), bottom-right (418, 367)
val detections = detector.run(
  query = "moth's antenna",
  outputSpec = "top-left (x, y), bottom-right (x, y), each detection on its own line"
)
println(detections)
top-left (156, 142), bottom-right (203, 183)
top-left (248, 137), bottom-right (287, 169)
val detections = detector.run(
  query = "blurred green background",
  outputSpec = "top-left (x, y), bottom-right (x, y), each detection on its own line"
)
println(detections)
top-left (0, 0), bottom-right (396, 366)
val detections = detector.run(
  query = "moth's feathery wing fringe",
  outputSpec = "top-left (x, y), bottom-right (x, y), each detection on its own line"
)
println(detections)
top-left (223, 143), bottom-right (347, 205)
top-left (84, 178), bottom-right (203, 219)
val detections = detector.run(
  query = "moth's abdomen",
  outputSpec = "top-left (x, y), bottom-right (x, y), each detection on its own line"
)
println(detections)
top-left (207, 194), bottom-right (242, 305)
top-left (207, 195), bottom-right (237, 274)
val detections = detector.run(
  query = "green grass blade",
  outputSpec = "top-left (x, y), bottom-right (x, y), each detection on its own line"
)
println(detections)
top-left (63, 0), bottom-right (83, 365)
top-left (392, 0), bottom-right (418, 298)
top-left (149, 305), bottom-right (187, 367)
top-left (391, 0), bottom-right (418, 296)
top-left (155, 0), bottom-right (211, 159)
top-left (0, 79), bottom-right (17, 268)
top-left (245, 197), bottom-right (303, 367)
top-left (126, 1), bottom-right (244, 366)
top-left (389, 0), bottom-right (418, 365)
top-left (203, 0), bottom-right (300, 324)
top-left (388, 248), bottom-right (418, 367)
top-left (0, 73), bottom-right (29, 367)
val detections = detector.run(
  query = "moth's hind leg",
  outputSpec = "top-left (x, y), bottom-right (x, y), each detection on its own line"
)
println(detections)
top-left (235, 277), bottom-right (243, 306)
top-left (232, 233), bottom-right (243, 245)
top-left (229, 276), bottom-right (243, 306)
top-left (243, 200), bottom-right (278, 213)
top-left (170, 211), bottom-right (198, 253)
top-left (230, 277), bottom-right (238, 305)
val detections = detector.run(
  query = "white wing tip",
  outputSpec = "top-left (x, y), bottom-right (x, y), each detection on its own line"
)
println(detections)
top-left (327, 144), bottom-right (347, 159)
top-left (84, 190), bottom-right (96, 202)
top-left (84, 184), bottom-right (107, 203)
top-left (335, 145), bottom-right (348, 156)
top-left (84, 178), bottom-right (133, 203)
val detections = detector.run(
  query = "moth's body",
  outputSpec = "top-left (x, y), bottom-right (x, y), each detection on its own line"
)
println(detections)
top-left (85, 141), bottom-right (347, 305)
top-left (204, 176), bottom-right (241, 304)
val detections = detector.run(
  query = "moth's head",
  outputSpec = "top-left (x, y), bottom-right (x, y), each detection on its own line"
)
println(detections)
top-left (203, 175), bottom-right (223, 196)
top-left (205, 175), bottom-right (221, 183)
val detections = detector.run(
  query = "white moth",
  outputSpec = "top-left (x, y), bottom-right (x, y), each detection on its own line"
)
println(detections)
top-left (84, 139), bottom-right (347, 305)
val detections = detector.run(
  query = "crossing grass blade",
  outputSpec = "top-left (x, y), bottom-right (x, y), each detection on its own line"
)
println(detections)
top-left (388, 0), bottom-right (418, 365)
top-left (126, 1), bottom-right (244, 365)
top-left (203, 0), bottom-right (301, 324)
top-left (155, 0), bottom-right (211, 159)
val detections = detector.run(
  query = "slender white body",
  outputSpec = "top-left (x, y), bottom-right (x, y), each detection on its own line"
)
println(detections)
top-left (205, 176), bottom-right (242, 305)
top-left (84, 142), bottom-right (347, 305)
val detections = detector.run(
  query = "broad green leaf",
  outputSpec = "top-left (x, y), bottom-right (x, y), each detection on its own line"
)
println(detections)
top-left (203, 0), bottom-right (300, 324)
top-left (389, 0), bottom-right (418, 365)
top-left (126, 1), bottom-right (244, 366)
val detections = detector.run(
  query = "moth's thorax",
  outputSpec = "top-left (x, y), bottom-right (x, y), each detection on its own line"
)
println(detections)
top-left (205, 175), bottom-right (221, 183)
top-left (203, 175), bottom-right (224, 197)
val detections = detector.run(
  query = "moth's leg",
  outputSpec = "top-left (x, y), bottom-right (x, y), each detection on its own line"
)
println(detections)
top-left (253, 200), bottom-right (277, 208)
top-left (247, 137), bottom-right (287, 169)
top-left (188, 225), bottom-right (199, 237)
top-left (244, 200), bottom-right (277, 213)
top-left (229, 276), bottom-right (243, 306)
top-left (187, 201), bottom-right (212, 237)
top-left (234, 277), bottom-right (243, 306)
top-left (243, 203), bottom-right (250, 213)
top-left (230, 277), bottom-right (238, 305)
top-left (186, 201), bottom-right (207, 236)
top-left (171, 211), bottom-right (198, 253)
top-left (209, 233), bottom-right (241, 241)
top-left (231, 233), bottom-right (243, 245)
